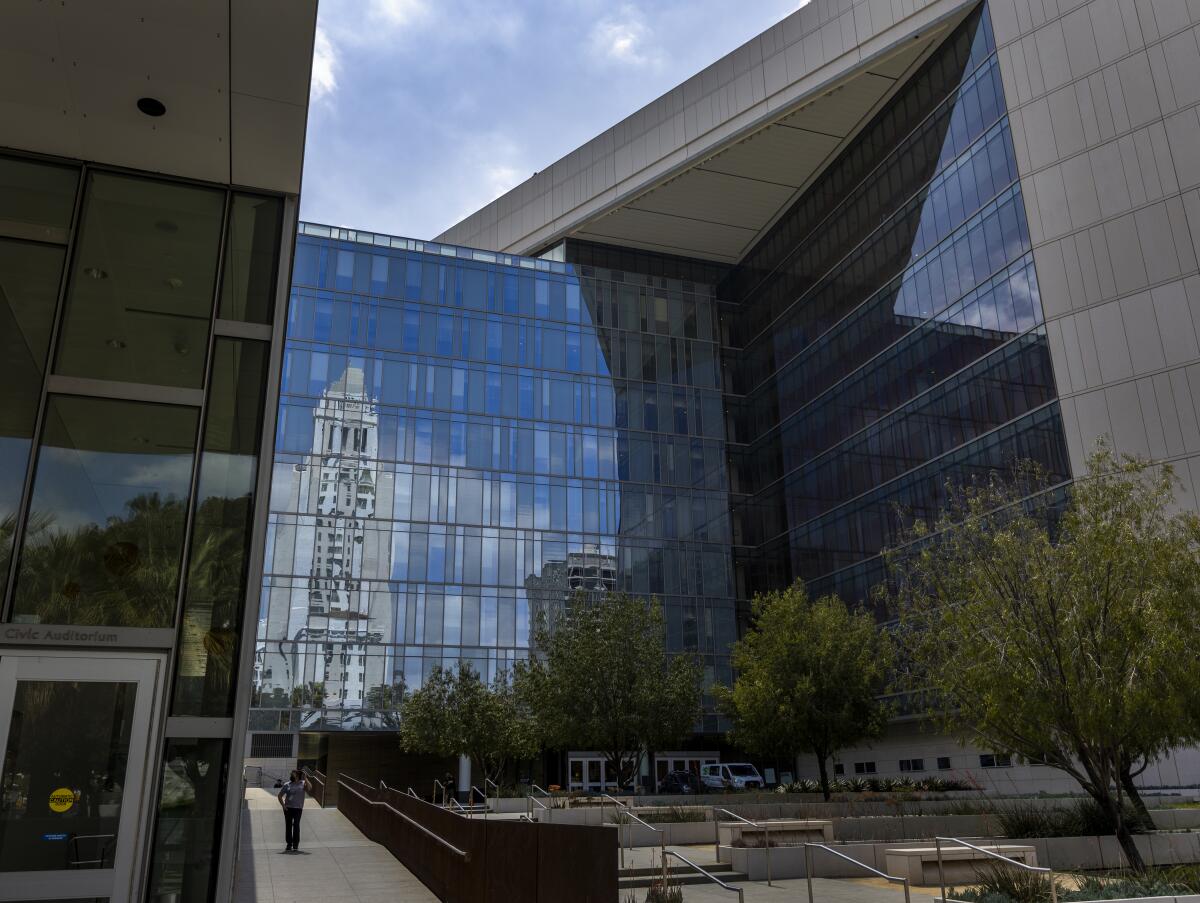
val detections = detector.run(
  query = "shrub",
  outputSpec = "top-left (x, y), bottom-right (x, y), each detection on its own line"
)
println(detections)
top-left (645, 879), bottom-right (684, 903)
top-left (994, 799), bottom-right (1146, 839)
top-left (950, 861), bottom-right (1062, 903)
top-left (639, 805), bottom-right (706, 824)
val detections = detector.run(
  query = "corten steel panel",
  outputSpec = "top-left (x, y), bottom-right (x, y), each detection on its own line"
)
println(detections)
top-left (337, 775), bottom-right (617, 902)
top-left (536, 821), bottom-right (619, 903)
top-left (486, 818), bottom-right (539, 903)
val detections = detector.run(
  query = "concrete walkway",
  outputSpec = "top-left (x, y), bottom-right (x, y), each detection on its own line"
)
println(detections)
top-left (233, 789), bottom-right (437, 903)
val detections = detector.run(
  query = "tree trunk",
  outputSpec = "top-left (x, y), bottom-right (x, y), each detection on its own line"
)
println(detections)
top-left (1094, 787), bottom-right (1147, 872)
top-left (815, 753), bottom-right (831, 802)
top-left (1120, 768), bottom-right (1157, 832)
top-left (1114, 818), bottom-right (1146, 872)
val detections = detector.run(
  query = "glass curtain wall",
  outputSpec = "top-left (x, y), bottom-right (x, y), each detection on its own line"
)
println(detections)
top-left (722, 3), bottom-right (1070, 608)
top-left (0, 151), bottom-right (284, 903)
top-left (261, 229), bottom-right (736, 732)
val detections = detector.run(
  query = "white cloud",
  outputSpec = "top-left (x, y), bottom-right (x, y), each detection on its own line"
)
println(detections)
top-left (589, 4), bottom-right (658, 67)
top-left (311, 26), bottom-right (338, 104)
top-left (367, 0), bottom-right (428, 30)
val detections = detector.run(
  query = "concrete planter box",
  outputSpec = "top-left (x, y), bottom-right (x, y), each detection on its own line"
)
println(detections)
top-left (616, 820), bottom-right (715, 847)
top-left (716, 819), bottom-right (833, 848)
top-left (835, 814), bottom-right (998, 842)
top-left (1151, 809), bottom-right (1200, 830)
top-left (720, 842), bottom-right (884, 881)
top-left (886, 844), bottom-right (1036, 886)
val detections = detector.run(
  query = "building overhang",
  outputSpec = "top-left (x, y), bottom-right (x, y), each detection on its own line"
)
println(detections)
top-left (0, 0), bottom-right (317, 194)
top-left (436, 0), bottom-right (978, 264)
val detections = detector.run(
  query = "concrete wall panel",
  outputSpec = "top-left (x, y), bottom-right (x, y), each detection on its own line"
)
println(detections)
top-left (997, 0), bottom-right (1200, 510)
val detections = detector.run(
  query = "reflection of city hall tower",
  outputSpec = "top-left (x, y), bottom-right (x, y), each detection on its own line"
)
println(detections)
top-left (261, 367), bottom-right (389, 714)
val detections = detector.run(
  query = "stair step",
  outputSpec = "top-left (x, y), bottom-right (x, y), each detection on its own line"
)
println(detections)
top-left (619, 864), bottom-right (738, 878)
top-left (619, 871), bottom-right (747, 889)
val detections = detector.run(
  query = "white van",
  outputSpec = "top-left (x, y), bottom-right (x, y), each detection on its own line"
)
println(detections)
top-left (700, 762), bottom-right (765, 790)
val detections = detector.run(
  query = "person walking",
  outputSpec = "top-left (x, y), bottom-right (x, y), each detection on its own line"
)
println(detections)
top-left (277, 769), bottom-right (312, 852)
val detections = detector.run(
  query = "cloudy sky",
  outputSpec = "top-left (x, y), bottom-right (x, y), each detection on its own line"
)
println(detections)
top-left (299, 0), bottom-right (806, 241)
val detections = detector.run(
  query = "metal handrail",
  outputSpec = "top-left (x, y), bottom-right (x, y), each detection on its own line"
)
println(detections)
top-left (530, 783), bottom-right (551, 797)
top-left (448, 798), bottom-right (469, 816)
top-left (604, 796), bottom-right (664, 872)
top-left (470, 785), bottom-right (488, 819)
top-left (406, 787), bottom-right (419, 799)
top-left (526, 793), bottom-right (552, 823)
top-left (336, 779), bottom-right (470, 861)
top-left (715, 807), bottom-right (774, 887)
top-left (804, 843), bottom-right (910, 903)
top-left (433, 778), bottom-right (448, 807)
top-left (664, 850), bottom-right (744, 903)
top-left (935, 837), bottom-right (1056, 903)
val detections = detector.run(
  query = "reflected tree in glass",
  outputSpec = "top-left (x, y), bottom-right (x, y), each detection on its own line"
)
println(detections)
top-left (12, 397), bottom-right (198, 628)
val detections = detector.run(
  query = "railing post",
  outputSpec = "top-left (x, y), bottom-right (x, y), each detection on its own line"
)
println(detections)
top-left (805, 844), bottom-right (814, 903)
top-left (903, 877), bottom-right (911, 903)
top-left (1048, 866), bottom-right (1058, 903)
top-left (936, 837), bottom-right (946, 903)
top-left (765, 822), bottom-right (772, 887)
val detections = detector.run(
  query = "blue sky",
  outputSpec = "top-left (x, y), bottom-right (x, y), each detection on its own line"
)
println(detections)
top-left (299, 0), bottom-right (806, 241)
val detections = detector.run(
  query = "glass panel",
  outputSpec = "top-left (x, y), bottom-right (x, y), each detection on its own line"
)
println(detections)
top-left (173, 339), bottom-right (269, 716)
top-left (219, 193), bottom-right (282, 324)
top-left (0, 155), bottom-right (78, 243)
top-left (55, 172), bottom-right (224, 388)
top-left (12, 395), bottom-right (199, 627)
top-left (0, 239), bottom-right (65, 600)
top-left (0, 680), bottom-right (137, 872)
top-left (146, 738), bottom-right (228, 903)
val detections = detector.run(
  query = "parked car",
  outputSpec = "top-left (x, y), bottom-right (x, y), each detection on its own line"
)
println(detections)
top-left (700, 763), bottom-right (765, 790)
top-left (657, 770), bottom-right (700, 794)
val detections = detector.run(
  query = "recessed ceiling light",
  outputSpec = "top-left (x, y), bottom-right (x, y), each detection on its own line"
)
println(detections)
top-left (106, 338), bottom-right (126, 349)
top-left (173, 342), bottom-right (189, 356)
top-left (155, 219), bottom-right (178, 234)
top-left (84, 266), bottom-right (108, 280)
top-left (137, 97), bottom-right (166, 117)
top-left (165, 276), bottom-right (184, 289)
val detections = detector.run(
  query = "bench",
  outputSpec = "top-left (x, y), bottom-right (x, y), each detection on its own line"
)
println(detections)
top-left (717, 818), bottom-right (834, 848)
top-left (885, 844), bottom-right (1038, 886)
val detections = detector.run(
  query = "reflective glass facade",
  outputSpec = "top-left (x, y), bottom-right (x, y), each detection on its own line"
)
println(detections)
top-left (723, 4), bottom-right (1069, 608)
top-left (260, 231), bottom-right (736, 731)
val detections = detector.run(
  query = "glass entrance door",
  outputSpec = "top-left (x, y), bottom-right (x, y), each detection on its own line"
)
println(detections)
top-left (0, 653), bottom-right (163, 903)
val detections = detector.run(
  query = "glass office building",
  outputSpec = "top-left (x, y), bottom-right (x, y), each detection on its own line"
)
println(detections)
top-left (252, 3), bottom-right (1072, 786)
top-left (257, 229), bottom-right (738, 745)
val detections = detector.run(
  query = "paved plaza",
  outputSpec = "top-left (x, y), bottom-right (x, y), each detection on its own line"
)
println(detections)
top-left (232, 790), bottom-right (938, 902)
top-left (233, 789), bottom-right (437, 903)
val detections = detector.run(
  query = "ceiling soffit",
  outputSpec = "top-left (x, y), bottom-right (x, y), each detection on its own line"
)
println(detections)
top-left (571, 24), bottom-right (954, 264)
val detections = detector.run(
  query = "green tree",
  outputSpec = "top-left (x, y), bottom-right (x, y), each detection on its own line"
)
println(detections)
top-left (881, 443), bottom-right (1200, 871)
top-left (515, 593), bottom-right (702, 789)
top-left (716, 582), bottom-right (892, 800)
top-left (399, 664), bottom-right (537, 785)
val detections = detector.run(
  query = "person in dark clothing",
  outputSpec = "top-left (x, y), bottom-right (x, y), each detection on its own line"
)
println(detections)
top-left (277, 770), bottom-right (312, 852)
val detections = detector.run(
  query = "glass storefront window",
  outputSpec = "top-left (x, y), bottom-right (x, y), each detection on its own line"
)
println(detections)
top-left (0, 239), bottom-right (66, 601)
top-left (173, 339), bottom-right (269, 716)
top-left (55, 172), bottom-right (224, 388)
top-left (0, 155), bottom-right (78, 243)
top-left (146, 738), bottom-right (228, 903)
top-left (219, 193), bottom-right (282, 324)
top-left (12, 395), bottom-right (199, 627)
top-left (0, 680), bottom-right (136, 872)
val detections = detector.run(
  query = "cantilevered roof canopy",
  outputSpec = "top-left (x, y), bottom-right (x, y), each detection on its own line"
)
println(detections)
top-left (0, 0), bottom-right (317, 193)
top-left (437, 0), bottom-right (977, 264)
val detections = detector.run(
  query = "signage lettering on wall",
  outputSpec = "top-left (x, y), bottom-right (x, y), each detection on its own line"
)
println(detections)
top-left (2, 626), bottom-right (120, 644)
